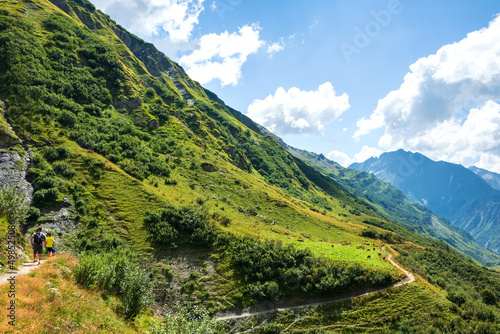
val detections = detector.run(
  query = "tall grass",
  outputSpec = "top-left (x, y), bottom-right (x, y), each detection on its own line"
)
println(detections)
top-left (74, 247), bottom-right (154, 319)
top-left (0, 254), bottom-right (139, 333)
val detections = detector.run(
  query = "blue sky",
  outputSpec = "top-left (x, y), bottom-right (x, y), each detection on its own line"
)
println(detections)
top-left (92, 0), bottom-right (500, 172)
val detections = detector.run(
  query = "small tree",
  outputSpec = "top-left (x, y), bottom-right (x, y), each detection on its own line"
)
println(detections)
top-left (481, 288), bottom-right (497, 305)
top-left (0, 185), bottom-right (29, 224)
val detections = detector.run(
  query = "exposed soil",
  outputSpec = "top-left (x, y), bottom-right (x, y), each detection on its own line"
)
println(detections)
top-left (0, 261), bottom-right (43, 286)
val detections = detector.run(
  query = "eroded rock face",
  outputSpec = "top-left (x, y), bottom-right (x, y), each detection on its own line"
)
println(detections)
top-left (201, 162), bottom-right (217, 172)
top-left (48, 0), bottom-right (72, 14)
top-left (0, 149), bottom-right (33, 202)
top-left (113, 96), bottom-right (142, 109)
top-left (39, 203), bottom-right (77, 237)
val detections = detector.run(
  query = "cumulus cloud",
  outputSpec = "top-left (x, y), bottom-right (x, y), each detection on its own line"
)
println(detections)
top-left (266, 38), bottom-right (285, 58)
top-left (93, 0), bottom-right (205, 43)
top-left (246, 83), bottom-right (350, 135)
top-left (179, 24), bottom-right (264, 86)
top-left (327, 146), bottom-right (383, 167)
top-left (354, 14), bottom-right (500, 172)
top-left (93, 1), bottom-right (270, 86)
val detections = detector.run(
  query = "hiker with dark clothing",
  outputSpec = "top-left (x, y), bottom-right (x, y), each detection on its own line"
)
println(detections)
top-left (30, 227), bottom-right (46, 265)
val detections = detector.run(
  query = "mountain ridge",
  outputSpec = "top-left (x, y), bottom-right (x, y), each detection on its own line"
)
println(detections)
top-left (350, 149), bottom-right (500, 253)
top-left (275, 144), bottom-right (500, 265)
top-left (1, 0), bottom-right (500, 332)
top-left (469, 165), bottom-right (500, 190)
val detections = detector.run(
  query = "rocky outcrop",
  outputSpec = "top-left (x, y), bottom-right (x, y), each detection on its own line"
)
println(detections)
top-left (0, 100), bottom-right (21, 148)
top-left (0, 149), bottom-right (33, 202)
top-left (148, 119), bottom-right (159, 129)
top-left (48, 0), bottom-right (72, 14)
top-left (39, 201), bottom-right (77, 237)
top-left (201, 162), bottom-right (217, 172)
top-left (113, 96), bottom-right (142, 109)
top-left (0, 100), bottom-right (33, 201)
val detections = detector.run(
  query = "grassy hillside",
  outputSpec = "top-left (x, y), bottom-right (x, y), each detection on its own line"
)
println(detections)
top-left (1, 0), bottom-right (500, 333)
top-left (283, 145), bottom-right (500, 267)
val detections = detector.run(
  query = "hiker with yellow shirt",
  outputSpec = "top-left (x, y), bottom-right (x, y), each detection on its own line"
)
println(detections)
top-left (46, 233), bottom-right (55, 257)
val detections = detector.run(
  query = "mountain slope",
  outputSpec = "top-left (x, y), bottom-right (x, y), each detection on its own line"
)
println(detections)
top-left (470, 165), bottom-right (500, 191)
top-left (1, 0), bottom-right (500, 332)
top-left (351, 149), bottom-right (500, 253)
top-left (279, 145), bottom-right (500, 266)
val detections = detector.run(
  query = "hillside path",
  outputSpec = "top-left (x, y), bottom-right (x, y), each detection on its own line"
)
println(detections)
top-left (215, 251), bottom-right (415, 322)
top-left (0, 262), bottom-right (42, 286)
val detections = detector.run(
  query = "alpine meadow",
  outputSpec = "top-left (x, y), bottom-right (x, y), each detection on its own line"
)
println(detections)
top-left (1, 1), bottom-right (500, 333)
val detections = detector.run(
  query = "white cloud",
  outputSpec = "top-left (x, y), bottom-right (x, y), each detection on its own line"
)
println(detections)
top-left (266, 38), bottom-right (285, 58)
top-left (354, 14), bottom-right (500, 173)
top-left (93, 0), bottom-right (205, 43)
top-left (179, 24), bottom-right (264, 86)
top-left (327, 150), bottom-right (352, 167)
top-left (93, 0), bottom-right (269, 86)
top-left (327, 146), bottom-right (383, 167)
top-left (246, 82), bottom-right (350, 135)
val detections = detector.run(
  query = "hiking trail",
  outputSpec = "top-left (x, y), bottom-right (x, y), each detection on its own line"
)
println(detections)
top-left (215, 249), bottom-right (415, 322)
top-left (0, 262), bottom-right (42, 286)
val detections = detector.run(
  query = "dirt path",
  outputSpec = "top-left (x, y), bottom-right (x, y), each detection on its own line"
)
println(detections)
top-left (215, 252), bottom-right (415, 322)
top-left (0, 262), bottom-right (42, 286)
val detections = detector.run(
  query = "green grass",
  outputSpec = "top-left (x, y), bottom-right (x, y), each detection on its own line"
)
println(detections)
top-left (0, 255), bottom-right (145, 333)
top-left (4, 1), bottom-right (500, 333)
top-left (289, 239), bottom-right (395, 271)
top-left (282, 280), bottom-right (448, 333)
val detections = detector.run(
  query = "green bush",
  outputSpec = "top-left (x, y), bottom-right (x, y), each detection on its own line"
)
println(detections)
top-left (32, 188), bottom-right (59, 206)
top-left (74, 247), bottom-right (154, 319)
top-left (231, 238), bottom-right (394, 300)
top-left (361, 227), bottom-right (378, 239)
top-left (0, 186), bottom-right (28, 223)
top-left (36, 176), bottom-right (57, 189)
top-left (44, 146), bottom-right (69, 161)
top-left (147, 305), bottom-right (223, 334)
top-left (481, 288), bottom-right (497, 305)
top-left (26, 206), bottom-right (41, 221)
top-left (57, 110), bottom-right (77, 127)
top-left (143, 206), bottom-right (217, 247)
top-left (53, 161), bottom-right (76, 178)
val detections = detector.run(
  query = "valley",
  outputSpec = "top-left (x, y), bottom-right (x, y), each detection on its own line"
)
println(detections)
top-left (0, 0), bottom-right (499, 333)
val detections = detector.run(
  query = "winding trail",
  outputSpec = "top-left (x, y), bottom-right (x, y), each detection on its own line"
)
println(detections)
top-left (0, 262), bottom-right (42, 286)
top-left (215, 251), bottom-right (415, 322)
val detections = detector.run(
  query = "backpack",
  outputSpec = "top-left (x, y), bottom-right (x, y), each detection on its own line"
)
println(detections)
top-left (33, 232), bottom-right (44, 244)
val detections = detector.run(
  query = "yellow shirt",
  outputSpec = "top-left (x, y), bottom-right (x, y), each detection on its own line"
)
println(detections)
top-left (46, 237), bottom-right (55, 248)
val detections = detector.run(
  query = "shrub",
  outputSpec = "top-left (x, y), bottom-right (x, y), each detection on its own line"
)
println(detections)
top-left (44, 146), bottom-right (70, 161)
top-left (145, 87), bottom-right (156, 99)
top-left (143, 206), bottom-right (217, 247)
top-left (148, 305), bottom-right (222, 334)
top-left (74, 247), bottom-right (154, 319)
top-left (0, 186), bottom-right (28, 223)
top-left (53, 161), bottom-right (76, 178)
top-left (26, 206), bottom-right (40, 221)
top-left (36, 176), bottom-right (57, 189)
top-left (361, 228), bottom-right (378, 239)
top-left (481, 288), bottom-right (497, 305)
top-left (32, 188), bottom-right (59, 206)
top-left (446, 290), bottom-right (467, 306)
top-left (57, 110), bottom-right (77, 127)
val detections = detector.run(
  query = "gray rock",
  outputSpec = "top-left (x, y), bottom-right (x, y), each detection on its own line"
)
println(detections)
top-left (0, 148), bottom-right (33, 202)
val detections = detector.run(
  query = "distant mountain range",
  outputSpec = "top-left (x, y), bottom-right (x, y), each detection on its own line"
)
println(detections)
top-left (350, 150), bottom-right (500, 253)
top-left (273, 145), bottom-right (499, 265)
top-left (469, 166), bottom-right (500, 191)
